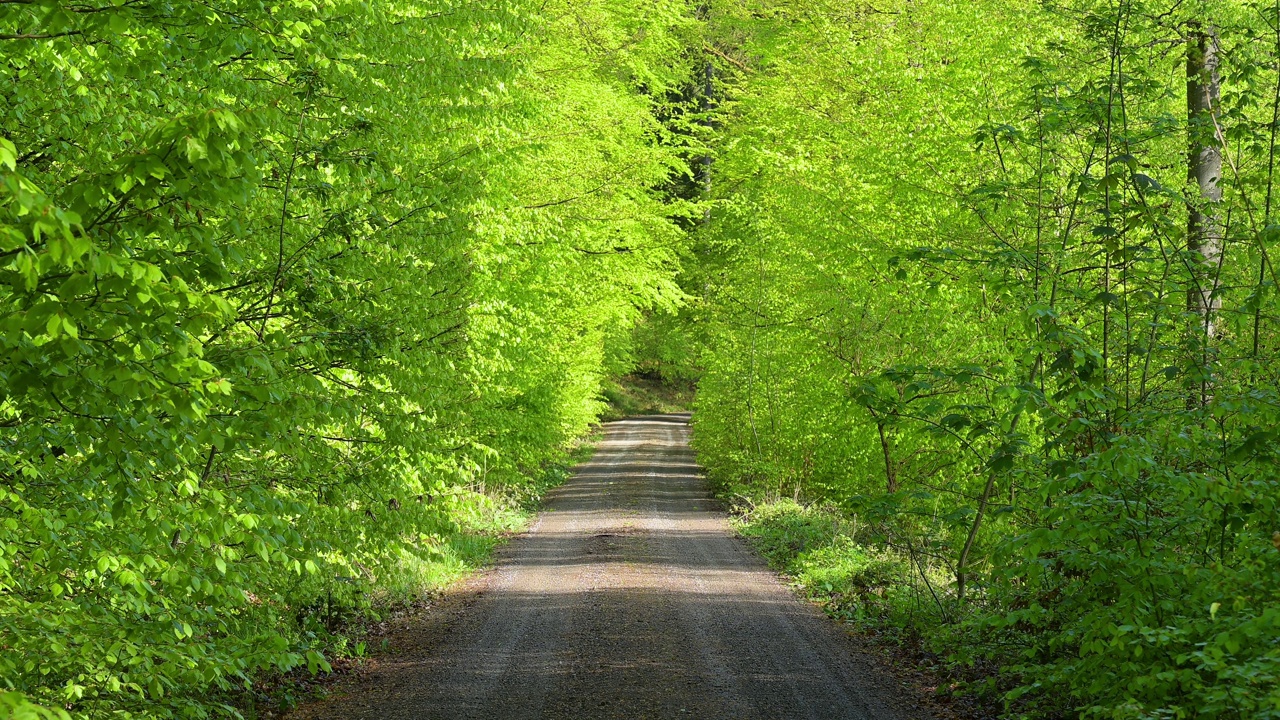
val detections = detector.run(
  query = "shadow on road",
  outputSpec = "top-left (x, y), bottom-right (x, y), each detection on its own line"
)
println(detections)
top-left (289, 415), bottom-right (927, 720)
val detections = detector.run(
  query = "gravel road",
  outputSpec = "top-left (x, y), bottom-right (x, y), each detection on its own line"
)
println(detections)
top-left (292, 414), bottom-right (929, 720)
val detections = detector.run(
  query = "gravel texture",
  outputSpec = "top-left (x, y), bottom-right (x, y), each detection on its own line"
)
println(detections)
top-left (289, 414), bottom-right (931, 720)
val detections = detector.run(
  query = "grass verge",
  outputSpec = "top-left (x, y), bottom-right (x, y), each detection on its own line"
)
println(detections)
top-left (244, 433), bottom-right (602, 718)
top-left (730, 498), bottom-right (1004, 720)
top-left (598, 371), bottom-right (693, 421)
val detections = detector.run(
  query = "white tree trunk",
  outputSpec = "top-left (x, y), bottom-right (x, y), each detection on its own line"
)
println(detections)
top-left (1187, 24), bottom-right (1223, 338)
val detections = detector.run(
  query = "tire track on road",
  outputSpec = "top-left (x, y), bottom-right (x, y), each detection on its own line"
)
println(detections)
top-left (291, 415), bottom-right (928, 720)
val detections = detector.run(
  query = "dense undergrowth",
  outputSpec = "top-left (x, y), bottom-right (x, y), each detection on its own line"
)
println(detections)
top-left (731, 498), bottom-right (1020, 715)
top-left (687, 1), bottom-right (1280, 718)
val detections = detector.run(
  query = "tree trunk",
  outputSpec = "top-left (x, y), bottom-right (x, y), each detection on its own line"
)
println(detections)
top-left (955, 471), bottom-right (995, 603)
top-left (1187, 24), bottom-right (1223, 338)
top-left (875, 419), bottom-right (898, 493)
top-left (700, 55), bottom-right (715, 224)
top-left (1186, 23), bottom-right (1223, 408)
top-left (697, 5), bottom-right (715, 223)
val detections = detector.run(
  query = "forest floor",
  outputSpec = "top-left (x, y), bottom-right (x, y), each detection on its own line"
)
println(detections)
top-left (598, 371), bottom-right (695, 420)
top-left (286, 415), bottom-right (937, 720)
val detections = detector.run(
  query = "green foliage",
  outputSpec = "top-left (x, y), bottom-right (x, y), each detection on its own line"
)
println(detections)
top-left (598, 371), bottom-right (693, 421)
top-left (9, 0), bottom-right (1278, 716)
top-left (689, 0), bottom-right (1280, 717)
top-left (0, 0), bottom-right (697, 716)
top-left (735, 500), bottom-right (844, 567)
top-left (733, 500), bottom-right (916, 629)
top-left (1, 692), bottom-right (70, 720)
top-left (794, 538), bottom-right (904, 601)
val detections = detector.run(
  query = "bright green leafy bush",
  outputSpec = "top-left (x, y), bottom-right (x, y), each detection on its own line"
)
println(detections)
top-left (794, 538), bottom-right (904, 601)
top-left (735, 500), bottom-right (934, 631)
top-left (735, 500), bottom-right (844, 567)
top-left (689, 0), bottom-right (1280, 717)
top-left (0, 0), bottom-right (698, 716)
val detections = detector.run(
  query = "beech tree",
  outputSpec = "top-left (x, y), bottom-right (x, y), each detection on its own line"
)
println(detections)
top-left (0, 0), bottom-right (695, 715)
top-left (689, 0), bottom-right (1280, 716)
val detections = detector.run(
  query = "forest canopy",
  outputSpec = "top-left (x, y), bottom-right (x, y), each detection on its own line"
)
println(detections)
top-left (3, 0), bottom-right (1280, 718)
top-left (1, 0), bottom-right (695, 715)
top-left (689, 0), bottom-right (1280, 718)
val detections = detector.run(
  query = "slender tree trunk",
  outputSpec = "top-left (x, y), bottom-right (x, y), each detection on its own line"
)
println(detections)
top-left (701, 57), bottom-right (714, 191)
top-left (1187, 24), bottom-right (1223, 343)
top-left (955, 471), bottom-right (996, 602)
top-left (955, 412), bottom-right (1024, 602)
top-left (698, 6), bottom-right (715, 224)
top-left (875, 418), bottom-right (898, 493)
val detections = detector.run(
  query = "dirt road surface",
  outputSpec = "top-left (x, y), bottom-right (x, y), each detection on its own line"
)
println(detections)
top-left (292, 415), bottom-right (929, 720)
